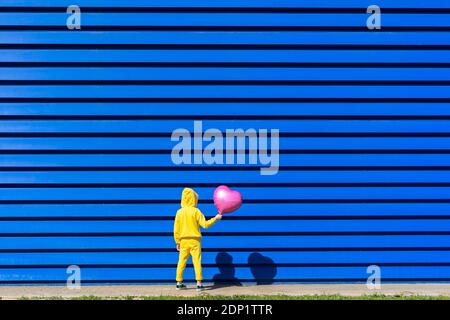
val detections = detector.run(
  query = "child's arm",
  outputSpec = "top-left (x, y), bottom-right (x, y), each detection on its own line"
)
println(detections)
top-left (173, 212), bottom-right (181, 245)
top-left (196, 209), bottom-right (221, 229)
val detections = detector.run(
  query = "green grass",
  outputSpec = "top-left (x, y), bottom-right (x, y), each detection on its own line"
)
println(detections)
top-left (18, 294), bottom-right (450, 300)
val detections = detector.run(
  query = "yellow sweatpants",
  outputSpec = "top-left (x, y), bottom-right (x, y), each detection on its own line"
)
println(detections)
top-left (176, 238), bottom-right (202, 282)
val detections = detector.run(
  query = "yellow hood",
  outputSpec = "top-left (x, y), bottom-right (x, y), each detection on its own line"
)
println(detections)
top-left (181, 188), bottom-right (198, 208)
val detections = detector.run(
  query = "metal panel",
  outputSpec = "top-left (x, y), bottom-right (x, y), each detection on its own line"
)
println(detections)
top-left (0, 0), bottom-right (449, 284)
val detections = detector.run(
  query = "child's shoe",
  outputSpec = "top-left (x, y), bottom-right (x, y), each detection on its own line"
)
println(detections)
top-left (176, 283), bottom-right (187, 290)
top-left (196, 285), bottom-right (205, 292)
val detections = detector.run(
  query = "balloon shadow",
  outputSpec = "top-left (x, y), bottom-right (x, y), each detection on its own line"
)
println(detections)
top-left (248, 252), bottom-right (277, 285)
top-left (211, 252), bottom-right (242, 288)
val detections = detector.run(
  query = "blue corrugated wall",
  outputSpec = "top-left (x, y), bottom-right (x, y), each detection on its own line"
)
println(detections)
top-left (0, 0), bottom-right (450, 284)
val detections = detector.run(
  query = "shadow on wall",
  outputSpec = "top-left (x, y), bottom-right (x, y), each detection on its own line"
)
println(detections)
top-left (212, 252), bottom-right (277, 286)
top-left (212, 252), bottom-right (242, 286)
top-left (248, 252), bottom-right (277, 285)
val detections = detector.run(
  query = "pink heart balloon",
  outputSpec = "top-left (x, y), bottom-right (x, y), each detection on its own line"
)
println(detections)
top-left (213, 185), bottom-right (242, 214)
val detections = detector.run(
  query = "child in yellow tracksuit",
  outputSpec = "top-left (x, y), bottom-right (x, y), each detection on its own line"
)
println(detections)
top-left (174, 188), bottom-right (222, 291)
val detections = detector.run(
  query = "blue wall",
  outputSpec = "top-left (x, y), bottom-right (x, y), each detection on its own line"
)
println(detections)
top-left (0, 0), bottom-right (450, 284)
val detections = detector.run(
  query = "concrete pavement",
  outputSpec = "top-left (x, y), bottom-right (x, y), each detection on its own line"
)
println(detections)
top-left (0, 284), bottom-right (450, 299)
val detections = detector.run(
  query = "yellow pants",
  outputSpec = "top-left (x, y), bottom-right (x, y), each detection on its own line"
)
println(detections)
top-left (176, 238), bottom-right (202, 282)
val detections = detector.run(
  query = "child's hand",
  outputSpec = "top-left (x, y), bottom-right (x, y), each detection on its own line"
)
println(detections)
top-left (176, 244), bottom-right (180, 251)
top-left (215, 214), bottom-right (223, 220)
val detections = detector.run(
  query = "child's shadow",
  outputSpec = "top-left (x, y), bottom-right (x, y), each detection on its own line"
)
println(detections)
top-left (209, 252), bottom-right (242, 289)
top-left (248, 252), bottom-right (277, 285)
top-left (209, 252), bottom-right (277, 289)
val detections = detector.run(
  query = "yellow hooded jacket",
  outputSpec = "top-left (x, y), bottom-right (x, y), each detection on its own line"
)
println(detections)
top-left (173, 188), bottom-right (217, 244)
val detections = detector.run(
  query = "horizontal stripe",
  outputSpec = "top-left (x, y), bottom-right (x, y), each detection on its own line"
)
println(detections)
top-left (0, 266), bottom-right (450, 283)
top-left (2, 32), bottom-right (450, 45)
top-left (3, 167), bottom-right (450, 172)
top-left (3, 262), bottom-right (450, 269)
top-left (5, 45), bottom-right (450, 50)
top-left (4, 263), bottom-right (450, 268)
top-left (0, 186), bottom-right (447, 200)
top-left (1, 247), bottom-right (450, 253)
top-left (1, 13), bottom-right (449, 27)
top-left (1, 154), bottom-right (450, 167)
top-left (0, 279), bottom-right (448, 284)
top-left (2, 7), bottom-right (450, 14)
top-left (5, 116), bottom-right (450, 120)
top-left (2, 63), bottom-right (450, 68)
top-left (2, 266), bottom-right (450, 282)
top-left (0, 120), bottom-right (450, 133)
top-left (5, 80), bottom-right (450, 85)
top-left (3, 99), bottom-right (449, 103)
top-left (1, 85), bottom-right (450, 98)
top-left (8, 232), bottom-right (450, 237)
top-left (3, 150), bottom-right (450, 154)
top-left (2, 200), bottom-right (450, 204)
top-left (3, 251), bottom-right (450, 265)
top-left (0, 235), bottom-right (449, 249)
top-left (0, 220), bottom-right (446, 233)
top-left (0, 132), bottom-right (450, 138)
top-left (0, 203), bottom-right (449, 217)
top-left (1, 103), bottom-right (450, 116)
top-left (2, 171), bottom-right (450, 184)
top-left (3, 133), bottom-right (450, 137)
top-left (4, 183), bottom-right (450, 188)
top-left (2, 137), bottom-right (449, 150)
top-left (2, 0), bottom-right (449, 9)
top-left (4, 150), bottom-right (450, 155)
top-left (6, 27), bottom-right (450, 32)
top-left (0, 215), bottom-right (449, 221)
top-left (2, 51), bottom-right (450, 63)
top-left (2, 68), bottom-right (450, 81)
top-left (9, 263), bottom-right (450, 268)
